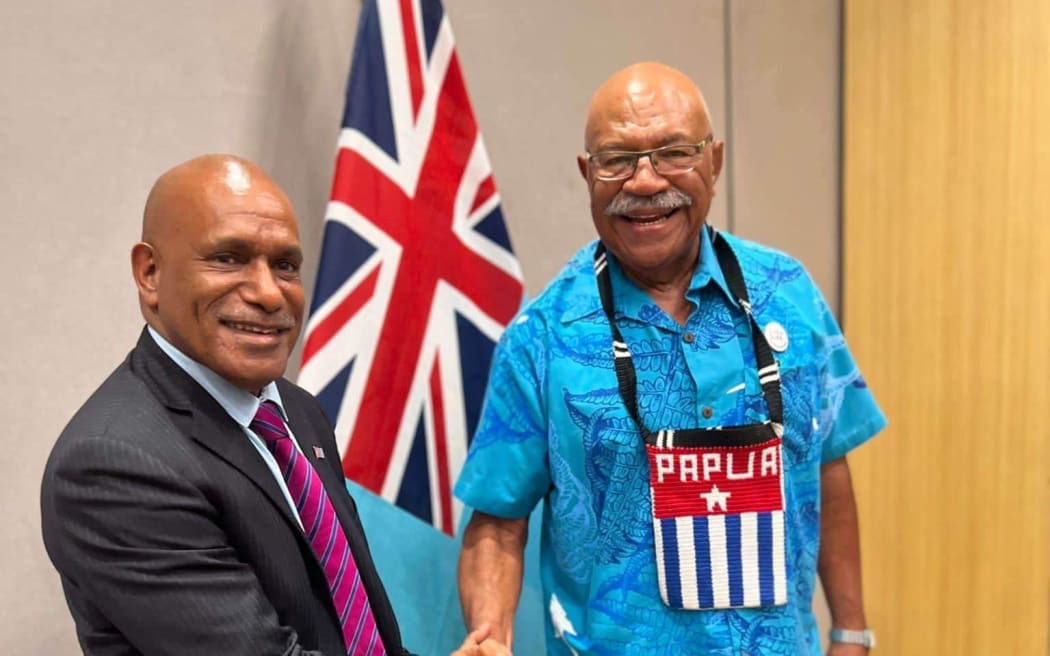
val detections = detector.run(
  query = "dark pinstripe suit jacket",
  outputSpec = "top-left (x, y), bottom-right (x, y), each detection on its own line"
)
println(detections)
top-left (41, 329), bottom-right (413, 656)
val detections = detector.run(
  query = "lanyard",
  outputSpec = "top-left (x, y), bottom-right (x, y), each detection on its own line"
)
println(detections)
top-left (593, 226), bottom-right (784, 446)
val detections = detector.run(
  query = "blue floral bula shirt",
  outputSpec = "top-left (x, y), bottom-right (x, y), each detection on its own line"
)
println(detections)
top-left (455, 229), bottom-right (886, 655)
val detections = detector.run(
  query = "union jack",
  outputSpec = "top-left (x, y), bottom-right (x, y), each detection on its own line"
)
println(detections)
top-left (297, 0), bottom-right (523, 535)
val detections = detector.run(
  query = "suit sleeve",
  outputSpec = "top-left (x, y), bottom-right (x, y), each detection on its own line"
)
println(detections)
top-left (42, 435), bottom-right (326, 656)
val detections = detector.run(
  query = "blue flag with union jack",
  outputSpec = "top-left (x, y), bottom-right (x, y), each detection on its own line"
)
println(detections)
top-left (298, 0), bottom-right (524, 538)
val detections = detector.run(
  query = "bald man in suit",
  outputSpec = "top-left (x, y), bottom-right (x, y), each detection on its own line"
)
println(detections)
top-left (41, 155), bottom-right (492, 656)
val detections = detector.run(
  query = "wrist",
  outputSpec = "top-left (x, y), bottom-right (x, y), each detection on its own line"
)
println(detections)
top-left (477, 620), bottom-right (512, 645)
top-left (827, 605), bottom-right (867, 631)
top-left (829, 627), bottom-right (876, 649)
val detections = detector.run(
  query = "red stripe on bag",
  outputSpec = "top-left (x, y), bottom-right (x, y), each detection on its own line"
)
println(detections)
top-left (647, 439), bottom-right (785, 519)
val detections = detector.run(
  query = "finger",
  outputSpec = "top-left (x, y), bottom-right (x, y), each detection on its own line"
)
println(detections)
top-left (468, 622), bottom-right (492, 643)
top-left (479, 638), bottom-right (513, 656)
top-left (453, 632), bottom-right (481, 652)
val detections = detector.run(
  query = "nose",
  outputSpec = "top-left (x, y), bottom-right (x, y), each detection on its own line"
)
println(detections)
top-left (622, 154), bottom-right (670, 195)
top-left (242, 259), bottom-right (284, 313)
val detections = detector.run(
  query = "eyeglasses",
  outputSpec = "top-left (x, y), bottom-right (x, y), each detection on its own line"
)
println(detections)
top-left (586, 136), bottom-right (715, 181)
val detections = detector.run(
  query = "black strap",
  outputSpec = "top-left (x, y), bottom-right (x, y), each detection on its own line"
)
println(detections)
top-left (594, 226), bottom-right (784, 443)
top-left (710, 228), bottom-right (784, 428)
top-left (594, 247), bottom-right (650, 438)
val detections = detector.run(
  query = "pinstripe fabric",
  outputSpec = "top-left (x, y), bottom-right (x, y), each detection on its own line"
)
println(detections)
top-left (252, 401), bottom-right (385, 656)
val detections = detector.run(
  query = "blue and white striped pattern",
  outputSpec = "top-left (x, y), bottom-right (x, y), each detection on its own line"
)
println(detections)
top-left (653, 511), bottom-right (787, 610)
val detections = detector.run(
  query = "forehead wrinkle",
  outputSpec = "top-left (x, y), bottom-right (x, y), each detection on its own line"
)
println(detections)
top-left (203, 206), bottom-right (302, 255)
top-left (593, 106), bottom-right (693, 152)
top-left (585, 63), bottom-right (712, 151)
top-left (208, 188), bottom-right (293, 221)
top-left (206, 231), bottom-right (303, 256)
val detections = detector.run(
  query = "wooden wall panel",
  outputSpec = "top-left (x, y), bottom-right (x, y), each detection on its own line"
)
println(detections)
top-left (844, 1), bottom-right (1050, 653)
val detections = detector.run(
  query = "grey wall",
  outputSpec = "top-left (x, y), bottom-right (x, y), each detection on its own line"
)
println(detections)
top-left (0, 1), bottom-right (840, 652)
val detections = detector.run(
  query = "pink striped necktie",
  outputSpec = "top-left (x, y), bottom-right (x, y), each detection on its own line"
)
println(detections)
top-left (251, 401), bottom-right (385, 656)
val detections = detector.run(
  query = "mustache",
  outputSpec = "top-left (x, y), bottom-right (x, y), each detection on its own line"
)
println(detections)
top-left (604, 188), bottom-right (693, 216)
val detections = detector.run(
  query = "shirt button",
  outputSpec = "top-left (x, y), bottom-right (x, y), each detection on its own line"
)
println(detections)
top-left (683, 331), bottom-right (696, 344)
top-left (702, 406), bottom-right (713, 419)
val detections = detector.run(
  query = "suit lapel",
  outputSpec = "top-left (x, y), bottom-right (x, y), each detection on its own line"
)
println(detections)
top-left (282, 395), bottom-right (388, 645)
top-left (129, 328), bottom-right (303, 534)
top-left (281, 398), bottom-right (369, 554)
top-left (282, 394), bottom-right (405, 653)
top-left (187, 390), bottom-right (303, 532)
top-left (131, 329), bottom-right (396, 651)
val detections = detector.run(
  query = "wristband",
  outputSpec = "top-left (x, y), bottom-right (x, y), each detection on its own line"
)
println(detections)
top-left (829, 628), bottom-right (876, 648)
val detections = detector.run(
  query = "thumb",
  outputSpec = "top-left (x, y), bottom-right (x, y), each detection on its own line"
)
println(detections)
top-left (468, 622), bottom-right (492, 643)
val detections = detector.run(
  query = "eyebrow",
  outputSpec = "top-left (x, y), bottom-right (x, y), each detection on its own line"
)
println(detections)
top-left (207, 237), bottom-right (303, 260)
top-left (595, 132), bottom-right (700, 152)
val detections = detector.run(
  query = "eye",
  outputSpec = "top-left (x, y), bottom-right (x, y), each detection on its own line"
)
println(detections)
top-left (274, 259), bottom-right (302, 276)
top-left (212, 253), bottom-right (239, 265)
top-left (599, 153), bottom-right (635, 168)
top-left (661, 147), bottom-right (698, 160)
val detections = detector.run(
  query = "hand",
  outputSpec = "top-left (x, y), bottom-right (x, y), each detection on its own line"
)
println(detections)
top-left (450, 624), bottom-right (489, 656)
top-left (477, 638), bottom-right (513, 656)
top-left (827, 643), bottom-right (869, 656)
top-left (450, 624), bottom-right (513, 656)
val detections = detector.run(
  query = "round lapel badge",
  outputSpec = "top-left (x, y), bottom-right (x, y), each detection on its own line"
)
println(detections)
top-left (764, 321), bottom-right (789, 352)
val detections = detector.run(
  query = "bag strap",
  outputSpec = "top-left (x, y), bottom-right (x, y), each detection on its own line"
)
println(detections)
top-left (592, 226), bottom-right (784, 440)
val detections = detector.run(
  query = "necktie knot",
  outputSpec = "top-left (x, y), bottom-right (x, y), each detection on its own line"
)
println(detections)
top-left (251, 400), bottom-right (290, 445)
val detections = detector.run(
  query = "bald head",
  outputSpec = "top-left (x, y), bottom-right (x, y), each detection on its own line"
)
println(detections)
top-left (142, 154), bottom-right (292, 244)
top-left (584, 62), bottom-right (712, 152)
top-left (132, 154), bottom-right (305, 392)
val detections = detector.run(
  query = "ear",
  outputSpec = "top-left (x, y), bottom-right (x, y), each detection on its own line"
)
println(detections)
top-left (711, 140), bottom-right (725, 184)
top-left (131, 242), bottom-right (160, 310)
top-left (577, 154), bottom-right (589, 181)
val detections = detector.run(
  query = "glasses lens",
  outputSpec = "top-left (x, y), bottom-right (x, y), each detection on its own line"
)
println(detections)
top-left (652, 144), bottom-right (703, 174)
top-left (592, 152), bottom-right (636, 180)
top-left (591, 141), bottom-right (709, 180)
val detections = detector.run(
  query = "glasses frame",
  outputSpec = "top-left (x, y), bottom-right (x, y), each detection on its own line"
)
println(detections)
top-left (586, 135), bottom-right (715, 182)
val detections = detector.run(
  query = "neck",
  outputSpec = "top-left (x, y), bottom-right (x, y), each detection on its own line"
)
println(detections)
top-left (620, 258), bottom-right (697, 326)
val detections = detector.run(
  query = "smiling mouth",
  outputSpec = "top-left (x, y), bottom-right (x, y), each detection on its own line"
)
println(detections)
top-left (620, 208), bottom-right (679, 226)
top-left (220, 320), bottom-right (290, 336)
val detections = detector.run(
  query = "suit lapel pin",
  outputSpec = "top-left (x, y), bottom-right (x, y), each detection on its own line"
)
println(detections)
top-left (313, 446), bottom-right (325, 459)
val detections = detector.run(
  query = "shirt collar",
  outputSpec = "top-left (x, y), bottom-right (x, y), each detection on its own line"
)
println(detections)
top-left (561, 227), bottom-right (737, 325)
top-left (688, 225), bottom-right (736, 308)
top-left (146, 326), bottom-right (287, 427)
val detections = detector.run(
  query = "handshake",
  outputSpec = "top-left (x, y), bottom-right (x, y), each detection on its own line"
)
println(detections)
top-left (451, 623), bottom-right (513, 656)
